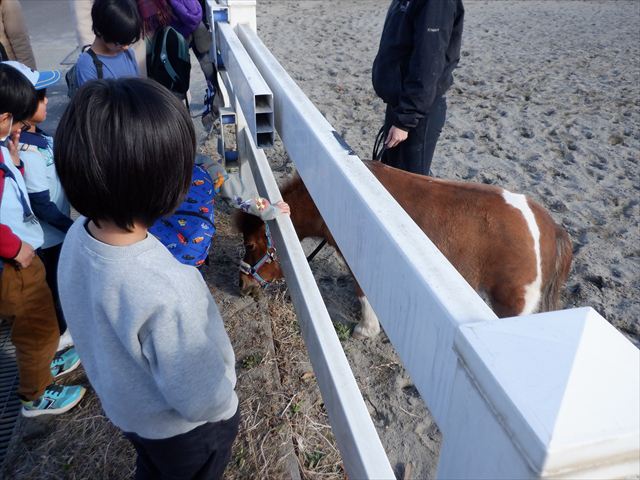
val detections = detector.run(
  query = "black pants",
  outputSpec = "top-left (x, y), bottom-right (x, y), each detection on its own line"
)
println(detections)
top-left (38, 243), bottom-right (66, 335)
top-left (381, 96), bottom-right (447, 176)
top-left (124, 409), bottom-right (240, 480)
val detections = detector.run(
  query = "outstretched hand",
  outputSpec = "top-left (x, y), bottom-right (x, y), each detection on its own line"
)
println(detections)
top-left (385, 125), bottom-right (408, 149)
top-left (275, 201), bottom-right (290, 215)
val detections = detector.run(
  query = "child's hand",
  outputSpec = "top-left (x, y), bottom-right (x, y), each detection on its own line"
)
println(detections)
top-left (7, 132), bottom-right (21, 166)
top-left (13, 241), bottom-right (36, 269)
top-left (275, 201), bottom-right (290, 215)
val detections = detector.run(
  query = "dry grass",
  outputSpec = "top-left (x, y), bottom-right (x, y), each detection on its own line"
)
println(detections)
top-left (265, 295), bottom-right (344, 479)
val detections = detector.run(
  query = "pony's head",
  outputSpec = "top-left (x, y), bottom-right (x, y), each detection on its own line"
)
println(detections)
top-left (235, 211), bottom-right (284, 296)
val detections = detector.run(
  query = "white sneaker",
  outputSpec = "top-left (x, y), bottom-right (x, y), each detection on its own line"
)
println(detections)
top-left (57, 329), bottom-right (74, 352)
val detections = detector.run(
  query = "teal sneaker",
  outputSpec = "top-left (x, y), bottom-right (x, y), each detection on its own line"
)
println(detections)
top-left (50, 346), bottom-right (81, 379)
top-left (21, 384), bottom-right (86, 417)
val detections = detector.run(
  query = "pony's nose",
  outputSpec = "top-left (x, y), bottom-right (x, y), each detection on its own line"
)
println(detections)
top-left (239, 274), bottom-right (261, 297)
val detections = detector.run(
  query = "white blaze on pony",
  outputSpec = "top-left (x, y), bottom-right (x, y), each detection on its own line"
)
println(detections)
top-left (237, 161), bottom-right (572, 337)
top-left (501, 190), bottom-right (543, 315)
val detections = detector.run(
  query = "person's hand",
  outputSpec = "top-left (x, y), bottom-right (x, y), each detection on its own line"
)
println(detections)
top-left (13, 241), bottom-right (36, 269)
top-left (275, 201), bottom-right (290, 215)
top-left (7, 131), bottom-right (21, 166)
top-left (385, 125), bottom-right (408, 149)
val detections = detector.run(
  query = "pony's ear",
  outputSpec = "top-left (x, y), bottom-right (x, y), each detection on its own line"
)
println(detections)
top-left (232, 211), bottom-right (245, 233)
top-left (233, 210), bottom-right (264, 234)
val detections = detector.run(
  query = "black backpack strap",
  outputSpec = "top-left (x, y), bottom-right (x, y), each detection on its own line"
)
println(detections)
top-left (0, 41), bottom-right (8, 62)
top-left (85, 47), bottom-right (104, 79)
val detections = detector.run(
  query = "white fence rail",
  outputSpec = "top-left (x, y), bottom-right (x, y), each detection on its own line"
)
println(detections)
top-left (209, 1), bottom-right (640, 478)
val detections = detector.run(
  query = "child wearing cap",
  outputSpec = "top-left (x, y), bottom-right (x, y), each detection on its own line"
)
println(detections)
top-left (75, 0), bottom-right (141, 87)
top-left (0, 62), bottom-right (85, 417)
top-left (5, 61), bottom-right (75, 351)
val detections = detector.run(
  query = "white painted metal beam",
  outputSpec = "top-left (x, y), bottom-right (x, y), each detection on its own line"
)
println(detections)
top-left (233, 103), bottom-right (396, 480)
top-left (216, 21), bottom-right (274, 148)
top-left (443, 307), bottom-right (640, 479)
top-left (216, 0), bottom-right (256, 31)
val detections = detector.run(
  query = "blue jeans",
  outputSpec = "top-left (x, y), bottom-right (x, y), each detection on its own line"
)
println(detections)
top-left (381, 96), bottom-right (447, 176)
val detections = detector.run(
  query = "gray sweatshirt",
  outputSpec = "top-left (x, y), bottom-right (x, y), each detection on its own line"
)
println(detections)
top-left (58, 218), bottom-right (238, 439)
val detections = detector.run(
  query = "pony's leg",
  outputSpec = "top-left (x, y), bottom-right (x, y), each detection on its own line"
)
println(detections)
top-left (352, 285), bottom-right (381, 338)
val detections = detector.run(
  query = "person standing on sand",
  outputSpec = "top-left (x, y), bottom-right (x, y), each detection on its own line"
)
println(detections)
top-left (372, 0), bottom-right (464, 176)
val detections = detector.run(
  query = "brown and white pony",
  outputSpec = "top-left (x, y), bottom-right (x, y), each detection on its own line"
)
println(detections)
top-left (236, 161), bottom-right (572, 338)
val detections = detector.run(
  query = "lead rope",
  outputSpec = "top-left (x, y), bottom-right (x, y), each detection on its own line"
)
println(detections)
top-left (306, 239), bottom-right (327, 263)
top-left (310, 125), bottom-right (387, 264)
top-left (372, 124), bottom-right (387, 161)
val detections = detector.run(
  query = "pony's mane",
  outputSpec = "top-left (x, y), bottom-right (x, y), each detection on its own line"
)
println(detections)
top-left (233, 207), bottom-right (263, 234)
top-left (280, 173), bottom-right (304, 198)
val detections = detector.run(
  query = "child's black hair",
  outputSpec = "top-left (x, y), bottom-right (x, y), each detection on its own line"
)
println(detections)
top-left (36, 88), bottom-right (47, 101)
top-left (0, 63), bottom-right (38, 121)
top-left (54, 78), bottom-right (195, 231)
top-left (91, 0), bottom-right (142, 46)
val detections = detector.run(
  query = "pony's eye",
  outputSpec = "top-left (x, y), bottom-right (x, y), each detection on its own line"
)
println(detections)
top-left (245, 243), bottom-right (256, 251)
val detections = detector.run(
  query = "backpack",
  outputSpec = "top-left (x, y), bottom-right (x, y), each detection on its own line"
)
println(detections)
top-left (66, 46), bottom-right (103, 98)
top-left (147, 26), bottom-right (191, 104)
top-left (149, 165), bottom-right (219, 267)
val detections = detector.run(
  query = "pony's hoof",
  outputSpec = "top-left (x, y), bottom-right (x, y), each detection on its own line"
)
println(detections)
top-left (352, 323), bottom-right (380, 339)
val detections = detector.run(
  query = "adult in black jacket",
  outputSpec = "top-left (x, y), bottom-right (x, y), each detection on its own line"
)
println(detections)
top-left (372, 0), bottom-right (464, 175)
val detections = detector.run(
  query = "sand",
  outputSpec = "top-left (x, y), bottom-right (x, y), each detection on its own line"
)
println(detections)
top-left (2, 1), bottom-right (638, 479)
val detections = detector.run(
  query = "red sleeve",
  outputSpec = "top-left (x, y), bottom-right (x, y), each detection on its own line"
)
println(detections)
top-left (0, 224), bottom-right (22, 259)
top-left (0, 149), bottom-right (22, 259)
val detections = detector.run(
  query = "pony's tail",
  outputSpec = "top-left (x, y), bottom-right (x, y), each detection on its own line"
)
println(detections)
top-left (540, 225), bottom-right (573, 311)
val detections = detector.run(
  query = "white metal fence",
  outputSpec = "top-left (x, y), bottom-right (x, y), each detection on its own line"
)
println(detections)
top-left (209, 1), bottom-right (640, 478)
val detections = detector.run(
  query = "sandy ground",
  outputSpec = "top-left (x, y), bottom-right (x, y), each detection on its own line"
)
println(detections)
top-left (2, 1), bottom-right (638, 479)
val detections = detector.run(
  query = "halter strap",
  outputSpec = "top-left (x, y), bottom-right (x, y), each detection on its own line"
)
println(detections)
top-left (239, 222), bottom-right (277, 287)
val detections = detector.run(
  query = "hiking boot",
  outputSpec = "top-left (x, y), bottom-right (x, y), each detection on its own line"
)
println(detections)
top-left (21, 384), bottom-right (86, 417)
top-left (50, 346), bottom-right (81, 379)
top-left (56, 329), bottom-right (74, 352)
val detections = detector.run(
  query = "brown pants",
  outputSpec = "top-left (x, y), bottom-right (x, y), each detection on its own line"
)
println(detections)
top-left (0, 257), bottom-right (59, 401)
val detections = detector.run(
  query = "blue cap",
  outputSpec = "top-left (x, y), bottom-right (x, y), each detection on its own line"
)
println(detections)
top-left (1, 61), bottom-right (61, 90)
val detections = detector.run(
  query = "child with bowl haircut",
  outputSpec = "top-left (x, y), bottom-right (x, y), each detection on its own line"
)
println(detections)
top-left (75, 0), bottom-right (141, 87)
top-left (55, 77), bottom-right (239, 479)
